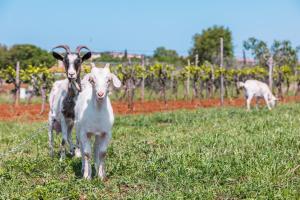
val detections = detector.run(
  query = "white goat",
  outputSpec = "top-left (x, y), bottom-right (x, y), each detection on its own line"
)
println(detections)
top-left (238, 79), bottom-right (277, 110)
top-left (75, 63), bottom-right (121, 180)
top-left (48, 79), bottom-right (80, 160)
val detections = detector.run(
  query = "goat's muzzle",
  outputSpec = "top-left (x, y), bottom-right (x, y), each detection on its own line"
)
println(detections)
top-left (96, 90), bottom-right (106, 102)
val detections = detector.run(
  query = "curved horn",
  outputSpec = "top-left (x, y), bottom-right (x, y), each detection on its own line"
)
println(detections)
top-left (52, 45), bottom-right (71, 54)
top-left (76, 45), bottom-right (91, 54)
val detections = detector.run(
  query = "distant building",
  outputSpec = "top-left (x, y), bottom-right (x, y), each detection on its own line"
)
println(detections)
top-left (91, 52), bottom-right (101, 59)
top-left (108, 51), bottom-right (142, 59)
top-left (236, 58), bottom-right (256, 66)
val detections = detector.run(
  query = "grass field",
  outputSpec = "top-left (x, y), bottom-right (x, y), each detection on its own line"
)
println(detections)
top-left (0, 104), bottom-right (300, 199)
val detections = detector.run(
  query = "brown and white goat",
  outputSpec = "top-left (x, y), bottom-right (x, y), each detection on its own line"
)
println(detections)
top-left (48, 45), bottom-right (91, 160)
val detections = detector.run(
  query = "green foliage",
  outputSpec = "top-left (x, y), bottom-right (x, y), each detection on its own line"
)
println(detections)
top-left (244, 38), bottom-right (298, 70)
top-left (1, 104), bottom-right (300, 198)
top-left (190, 25), bottom-right (234, 64)
top-left (93, 52), bottom-right (142, 63)
top-left (273, 65), bottom-right (293, 82)
top-left (0, 65), bottom-right (54, 95)
top-left (153, 47), bottom-right (181, 64)
top-left (272, 40), bottom-right (298, 67)
top-left (82, 64), bottom-right (91, 74)
top-left (238, 66), bottom-right (267, 80)
top-left (134, 64), bottom-right (147, 79)
top-left (0, 44), bottom-right (8, 69)
top-left (0, 66), bottom-right (26, 84)
top-left (244, 37), bottom-right (270, 67)
top-left (26, 65), bottom-right (55, 93)
top-left (2, 44), bottom-right (55, 69)
top-left (149, 63), bottom-right (174, 79)
top-left (93, 52), bottom-right (123, 63)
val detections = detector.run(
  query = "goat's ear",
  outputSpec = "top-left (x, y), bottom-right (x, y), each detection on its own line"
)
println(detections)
top-left (104, 63), bottom-right (110, 69)
top-left (81, 52), bottom-right (92, 62)
top-left (90, 62), bottom-right (96, 68)
top-left (52, 51), bottom-right (64, 61)
top-left (110, 73), bottom-right (121, 88)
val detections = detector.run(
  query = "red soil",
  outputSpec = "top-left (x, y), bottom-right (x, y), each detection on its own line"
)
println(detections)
top-left (1, 96), bottom-right (300, 122)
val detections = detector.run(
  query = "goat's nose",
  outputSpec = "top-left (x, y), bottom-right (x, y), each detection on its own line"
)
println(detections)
top-left (69, 72), bottom-right (75, 77)
top-left (97, 91), bottom-right (104, 98)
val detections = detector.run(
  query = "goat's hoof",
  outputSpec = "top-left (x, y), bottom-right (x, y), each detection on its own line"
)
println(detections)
top-left (59, 156), bottom-right (65, 162)
top-left (69, 150), bottom-right (75, 157)
top-left (83, 176), bottom-right (92, 180)
top-left (100, 176), bottom-right (108, 182)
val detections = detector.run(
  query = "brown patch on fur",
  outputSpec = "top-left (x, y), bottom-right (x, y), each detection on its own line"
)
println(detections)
top-left (53, 120), bottom-right (61, 133)
top-left (86, 132), bottom-right (93, 139)
top-left (100, 132), bottom-right (107, 139)
top-left (61, 81), bottom-right (80, 119)
top-left (84, 153), bottom-right (91, 159)
top-left (99, 152), bottom-right (106, 159)
top-left (62, 96), bottom-right (75, 119)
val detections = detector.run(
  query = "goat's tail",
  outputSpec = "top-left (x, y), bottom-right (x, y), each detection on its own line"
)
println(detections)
top-left (237, 81), bottom-right (245, 89)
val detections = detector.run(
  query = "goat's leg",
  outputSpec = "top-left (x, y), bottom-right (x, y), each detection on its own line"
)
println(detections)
top-left (48, 114), bottom-right (54, 157)
top-left (60, 117), bottom-right (68, 161)
top-left (255, 97), bottom-right (259, 110)
top-left (67, 123), bottom-right (75, 156)
top-left (95, 132), bottom-right (111, 180)
top-left (94, 135), bottom-right (101, 178)
top-left (80, 131), bottom-right (92, 179)
top-left (246, 95), bottom-right (253, 111)
top-left (75, 136), bottom-right (81, 158)
top-left (264, 95), bottom-right (272, 110)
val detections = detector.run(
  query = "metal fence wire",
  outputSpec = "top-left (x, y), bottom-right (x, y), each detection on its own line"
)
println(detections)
top-left (0, 123), bottom-right (48, 158)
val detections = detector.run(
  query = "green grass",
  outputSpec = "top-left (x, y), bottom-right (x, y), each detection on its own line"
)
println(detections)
top-left (0, 104), bottom-right (300, 199)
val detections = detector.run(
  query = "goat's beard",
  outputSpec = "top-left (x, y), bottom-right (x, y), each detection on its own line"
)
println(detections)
top-left (96, 96), bottom-right (105, 103)
top-left (72, 80), bottom-right (81, 91)
top-left (69, 79), bottom-right (81, 95)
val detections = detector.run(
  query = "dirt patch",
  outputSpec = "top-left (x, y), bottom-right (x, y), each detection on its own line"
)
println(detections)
top-left (0, 96), bottom-right (300, 122)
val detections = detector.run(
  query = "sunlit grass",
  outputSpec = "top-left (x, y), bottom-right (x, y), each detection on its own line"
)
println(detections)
top-left (0, 103), bottom-right (300, 199)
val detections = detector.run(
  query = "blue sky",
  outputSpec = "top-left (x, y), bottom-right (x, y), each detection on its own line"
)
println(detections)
top-left (0, 0), bottom-right (300, 57)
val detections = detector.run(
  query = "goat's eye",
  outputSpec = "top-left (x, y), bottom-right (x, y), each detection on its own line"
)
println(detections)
top-left (88, 77), bottom-right (95, 85)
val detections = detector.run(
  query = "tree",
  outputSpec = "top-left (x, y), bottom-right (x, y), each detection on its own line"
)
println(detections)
top-left (0, 44), bottom-right (9, 68)
top-left (190, 26), bottom-right (233, 64)
top-left (153, 47), bottom-right (180, 64)
top-left (243, 37), bottom-right (270, 67)
top-left (94, 52), bottom-right (120, 63)
top-left (123, 49), bottom-right (128, 61)
top-left (5, 44), bottom-right (55, 69)
top-left (271, 40), bottom-right (298, 68)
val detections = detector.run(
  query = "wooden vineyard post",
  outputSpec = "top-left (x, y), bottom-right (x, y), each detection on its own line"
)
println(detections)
top-left (268, 56), bottom-right (273, 91)
top-left (40, 75), bottom-right (47, 114)
top-left (187, 59), bottom-right (190, 98)
top-left (184, 59), bottom-right (191, 99)
top-left (141, 55), bottom-right (145, 102)
top-left (15, 61), bottom-right (20, 106)
top-left (220, 38), bottom-right (224, 106)
top-left (210, 63), bottom-right (215, 97)
top-left (170, 71), bottom-right (174, 98)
